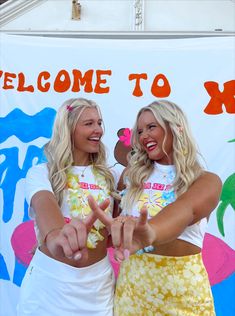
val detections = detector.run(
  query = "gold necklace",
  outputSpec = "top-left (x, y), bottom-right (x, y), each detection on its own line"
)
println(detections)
top-left (80, 165), bottom-right (89, 177)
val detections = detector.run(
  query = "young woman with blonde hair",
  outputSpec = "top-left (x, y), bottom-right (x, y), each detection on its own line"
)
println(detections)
top-left (17, 98), bottom-right (119, 316)
top-left (89, 99), bottom-right (222, 315)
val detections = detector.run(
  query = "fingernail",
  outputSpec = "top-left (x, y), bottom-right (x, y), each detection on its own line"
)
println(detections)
top-left (114, 256), bottom-right (123, 263)
top-left (74, 253), bottom-right (82, 260)
top-left (67, 255), bottom-right (73, 259)
top-left (124, 249), bottom-right (130, 260)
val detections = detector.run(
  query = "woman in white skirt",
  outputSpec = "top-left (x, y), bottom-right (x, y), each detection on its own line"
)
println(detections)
top-left (89, 100), bottom-right (222, 315)
top-left (17, 98), bottom-right (120, 316)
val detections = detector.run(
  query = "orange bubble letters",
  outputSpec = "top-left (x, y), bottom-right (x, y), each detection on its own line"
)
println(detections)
top-left (37, 71), bottom-right (51, 92)
top-left (151, 74), bottom-right (171, 97)
top-left (129, 73), bottom-right (148, 97)
top-left (71, 69), bottom-right (94, 93)
top-left (0, 69), bottom-right (112, 94)
top-left (2, 72), bottom-right (17, 90)
top-left (129, 73), bottom-right (171, 97)
top-left (204, 80), bottom-right (235, 114)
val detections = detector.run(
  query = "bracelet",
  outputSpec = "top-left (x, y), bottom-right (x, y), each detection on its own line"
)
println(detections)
top-left (43, 227), bottom-right (62, 245)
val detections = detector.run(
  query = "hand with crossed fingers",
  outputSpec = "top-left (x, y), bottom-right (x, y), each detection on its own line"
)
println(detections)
top-left (45, 199), bottom-right (110, 264)
top-left (88, 195), bottom-right (156, 262)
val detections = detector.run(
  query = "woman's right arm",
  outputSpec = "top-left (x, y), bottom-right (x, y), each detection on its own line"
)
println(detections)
top-left (25, 165), bottom-right (95, 261)
top-left (32, 190), bottom-right (97, 261)
top-left (31, 191), bottom-right (65, 243)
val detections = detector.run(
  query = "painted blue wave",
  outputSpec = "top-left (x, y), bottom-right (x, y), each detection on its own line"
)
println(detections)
top-left (0, 107), bottom-right (57, 290)
top-left (0, 108), bottom-right (56, 143)
top-left (13, 258), bottom-right (27, 287)
top-left (212, 272), bottom-right (235, 316)
top-left (0, 108), bottom-right (55, 223)
top-left (0, 252), bottom-right (10, 281)
top-left (0, 145), bottom-right (46, 223)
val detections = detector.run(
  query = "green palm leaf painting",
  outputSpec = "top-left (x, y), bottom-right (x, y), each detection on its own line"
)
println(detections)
top-left (216, 173), bottom-right (235, 236)
top-left (216, 138), bottom-right (235, 236)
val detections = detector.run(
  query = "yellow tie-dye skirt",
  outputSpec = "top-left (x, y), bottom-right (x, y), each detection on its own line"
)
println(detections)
top-left (114, 252), bottom-right (215, 316)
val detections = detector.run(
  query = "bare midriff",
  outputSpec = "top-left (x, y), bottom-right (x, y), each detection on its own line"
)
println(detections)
top-left (151, 239), bottom-right (201, 257)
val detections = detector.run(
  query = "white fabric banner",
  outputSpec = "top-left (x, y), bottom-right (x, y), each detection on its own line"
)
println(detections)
top-left (0, 34), bottom-right (234, 316)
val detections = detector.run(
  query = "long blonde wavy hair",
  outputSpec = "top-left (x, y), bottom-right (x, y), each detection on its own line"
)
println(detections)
top-left (121, 99), bottom-right (204, 212)
top-left (44, 98), bottom-right (118, 206)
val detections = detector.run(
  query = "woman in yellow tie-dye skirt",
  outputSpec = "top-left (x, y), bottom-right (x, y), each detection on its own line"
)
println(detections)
top-left (89, 100), bottom-right (222, 315)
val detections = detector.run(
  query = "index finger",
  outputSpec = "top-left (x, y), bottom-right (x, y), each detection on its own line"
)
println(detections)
top-left (84, 197), bottom-right (111, 230)
top-left (87, 195), bottom-right (113, 228)
top-left (83, 211), bottom-right (98, 231)
top-left (138, 207), bottom-right (148, 226)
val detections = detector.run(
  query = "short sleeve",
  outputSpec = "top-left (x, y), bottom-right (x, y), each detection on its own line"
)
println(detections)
top-left (25, 163), bottom-right (54, 218)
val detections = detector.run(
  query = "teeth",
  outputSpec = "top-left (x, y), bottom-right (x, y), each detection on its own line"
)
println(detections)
top-left (146, 142), bottom-right (156, 148)
top-left (89, 137), bottom-right (99, 141)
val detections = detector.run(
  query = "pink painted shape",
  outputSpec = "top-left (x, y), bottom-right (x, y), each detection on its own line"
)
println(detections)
top-left (119, 128), bottom-right (132, 147)
top-left (11, 217), bottom-right (72, 267)
top-left (202, 233), bottom-right (235, 285)
top-left (108, 247), bottom-right (120, 278)
top-left (11, 220), bottom-right (36, 266)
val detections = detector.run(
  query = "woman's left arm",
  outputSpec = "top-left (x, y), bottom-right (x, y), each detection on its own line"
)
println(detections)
top-left (88, 172), bottom-right (222, 253)
top-left (179, 171), bottom-right (222, 223)
top-left (148, 171), bottom-right (222, 245)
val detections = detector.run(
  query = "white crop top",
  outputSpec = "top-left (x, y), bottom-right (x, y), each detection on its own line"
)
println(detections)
top-left (25, 163), bottom-right (118, 244)
top-left (121, 162), bottom-right (207, 249)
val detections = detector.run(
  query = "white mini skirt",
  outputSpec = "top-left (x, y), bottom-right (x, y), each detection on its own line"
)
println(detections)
top-left (17, 248), bottom-right (115, 316)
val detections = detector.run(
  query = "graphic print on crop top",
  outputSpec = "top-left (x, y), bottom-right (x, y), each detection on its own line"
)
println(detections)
top-left (124, 164), bottom-right (176, 218)
top-left (125, 164), bottom-right (207, 249)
